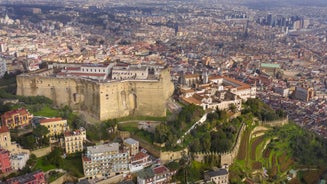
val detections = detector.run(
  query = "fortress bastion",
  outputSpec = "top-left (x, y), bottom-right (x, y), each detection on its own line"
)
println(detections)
top-left (16, 67), bottom-right (174, 121)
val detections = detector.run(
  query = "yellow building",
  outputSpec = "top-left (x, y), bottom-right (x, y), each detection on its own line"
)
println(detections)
top-left (39, 117), bottom-right (68, 137)
top-left (1, 108), bottom-right (33, 129)
top-left (64, 127), bottom-right (86, 154)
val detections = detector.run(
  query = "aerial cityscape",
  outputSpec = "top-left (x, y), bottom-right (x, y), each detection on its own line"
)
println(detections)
top-left (0, 0), bottom-right (326, 183)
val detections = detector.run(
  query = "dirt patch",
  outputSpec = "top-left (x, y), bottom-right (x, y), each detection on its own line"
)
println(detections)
top-left (251, 136), bottom-right (264, 160)
top-left (278, 153), bottom-right (293, 172)
top-left (269, 155), bottom-right (278, 177)
top-left (263, 147), bottom-right (271, 158)
top-left (303, 170), bottom-right (323, 184)
top-left (237, 129), bottom-right (250, 160)
top-left (252, 161), bottom-right (262, 170)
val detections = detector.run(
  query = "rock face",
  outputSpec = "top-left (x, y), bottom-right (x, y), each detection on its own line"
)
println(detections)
top-left (16, 68), bottom-right (174, 121)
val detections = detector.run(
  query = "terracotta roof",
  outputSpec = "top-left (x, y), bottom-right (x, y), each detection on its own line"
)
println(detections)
top-left (153, 166), bottom-right (169, 175)
top-left (64, 128), bottom-right (85, 137)
top-left (0, 126), bottom-right (9, 133)
top-left (132, 152), bottom-right (148, 161)
top-left (181, 96), bottom-right (201, 105)
top-left (209, 75), bottom-right (223, 80)
top-left (184, 74), bottom-right (200, 79)
top-left (40, 117), bottom-right (63, 124)
top-left (1, 108), bottom-right (30, 119)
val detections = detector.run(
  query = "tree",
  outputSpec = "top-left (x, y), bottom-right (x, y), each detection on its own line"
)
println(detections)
top-left (190, 139), bottom-right (201, 152)
top-left (59, 106), bottom-right (72, 119)
top-left (33, 125), bottom-right (50, 147)
top-left (20, 135), bottom-right (36, 149)
top-left (72, 116), bottom-right (84, 129)
top-left (154, 124), bottom-right (172, 143)
top-left (0, 104), bottom-right (10, 114)
top-left (201, 134), bottom-right (211, 152)
top-left (46, 147), bottom-right (64, 167)
top-left (33, 125), bottom-right (50, 138)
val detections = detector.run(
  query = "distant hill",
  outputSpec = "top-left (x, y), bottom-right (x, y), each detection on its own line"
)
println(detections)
top-left (241, 0), bottom-right (327, 9)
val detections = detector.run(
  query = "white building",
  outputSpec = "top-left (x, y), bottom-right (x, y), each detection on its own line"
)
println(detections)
top-left (10, 152), bottom-right (30, 170)
top-left (64, 127), bottom-right (86, 154)
top-left (211, 76), bottom-right (256, 100)
top-left (112, 64), bottom-right (148, 80)
top-left (58, 63), bottom-right (112, 81)
top-left (82, 143), bottom-right (130, 178)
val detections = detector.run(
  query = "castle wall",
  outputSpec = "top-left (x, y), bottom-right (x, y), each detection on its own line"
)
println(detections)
top-left (193, 123), bottom-right (246, 167)
top-left (16, 68), bottom-right (174, 121)
top-left (160, 148), bottom-right (188, 163)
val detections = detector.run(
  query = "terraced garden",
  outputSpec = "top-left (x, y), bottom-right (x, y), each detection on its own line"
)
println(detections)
top-left (230, 126), bottom-right (295, 183)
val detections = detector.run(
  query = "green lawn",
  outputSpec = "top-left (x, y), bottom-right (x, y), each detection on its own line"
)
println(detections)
top-left (117, 115), bottom-right (166, 122)
top-left (32, 105), bottom-right (60, 117)
top-left (62, 153), bottom-right (84, 177)
top-left (34, 153), bottom-right (84, 178)
top-left (118, 122), bottom-right (139, 132)
top-left (34, 157), bottom-right (56, 171)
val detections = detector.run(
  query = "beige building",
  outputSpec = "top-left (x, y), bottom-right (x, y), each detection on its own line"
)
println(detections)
top-left (39, 117), bottom-right (68, 137)
top-left (64, 127), bottom-right (86, 154)
top-left (124, 138), bottom-right (139, 156)
top-left (0, 125), bottom-right (30, 155)
top-left (0, 126), bottom-right (11, 149)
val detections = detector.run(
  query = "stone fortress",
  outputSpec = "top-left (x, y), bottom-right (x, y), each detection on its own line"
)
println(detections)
top-left (16, 62), bottom-right (174, 121)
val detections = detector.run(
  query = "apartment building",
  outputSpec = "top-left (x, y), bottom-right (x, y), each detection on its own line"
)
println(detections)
top-left (10, 153), bottom-right (30, 170)
top-left (82, 143), bottom-right (130, 178)
top-left (39, 117), bottom-right (68, 137)
top-left (1, 108), bottom-right (33, 129)
top-left (64, 127), bottom-right (86, 154)
top-left (124, 138), bottom-right (139, 156)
